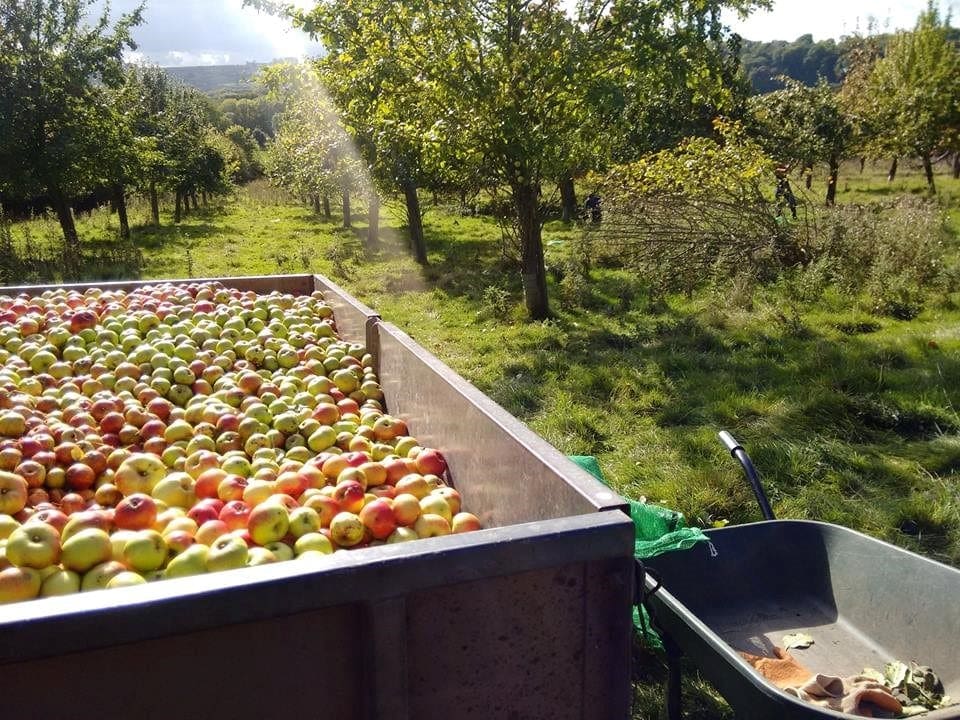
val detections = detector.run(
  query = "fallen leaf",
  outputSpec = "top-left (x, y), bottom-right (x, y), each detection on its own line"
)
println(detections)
top-left (782, 633), bottom-right (814, 650)
top-left (884, 661), bottom-right (909, 689)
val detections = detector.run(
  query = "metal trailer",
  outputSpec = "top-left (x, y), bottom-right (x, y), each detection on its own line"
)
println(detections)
top-left (0, 274), bottom-right (636, 720)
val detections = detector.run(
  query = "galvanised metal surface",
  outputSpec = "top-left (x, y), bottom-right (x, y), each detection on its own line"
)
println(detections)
top-left (0, 274), bottom-right (636, 720)
top-left (646, 520), bottom-right (960, 720)
top-left (376, 322), bottom-right (628, 527)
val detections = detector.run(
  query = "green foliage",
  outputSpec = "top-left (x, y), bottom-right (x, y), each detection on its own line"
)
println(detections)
top-left (812, 198), bottom-right (949, 318)
top-left (595, 120), bottom-right (800, 294)
top-left (218, 94), bottom-right (281, 138)
top-left (0, 209), bottom-right (141, 283)
top-left (0, 0), bottom-right (143, 241)
top-left (845, 2), bottom-right (960, 186)
top-left (259, 63), bottom-right (366, 204)
top-left (748, 77), bottom-right (854, 204)
top-left (249, 0), bottom-right (769, 318)
top-left (740, 34), bottom-right (843, 92)
top-left (222, 125), bottom-right (263, 182)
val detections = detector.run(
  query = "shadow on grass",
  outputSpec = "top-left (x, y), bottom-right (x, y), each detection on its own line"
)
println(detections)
top-left (132, 222), bottom-right (225, 250)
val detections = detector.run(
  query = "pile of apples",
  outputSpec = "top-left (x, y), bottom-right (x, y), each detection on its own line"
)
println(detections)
top-left (0, 281), bottom-right (481, 604)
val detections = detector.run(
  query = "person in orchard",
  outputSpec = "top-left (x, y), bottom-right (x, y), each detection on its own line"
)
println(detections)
top-left (775, 165), bottom-right (797, 220)
top-left (585, 192), bottom-right (602, 224)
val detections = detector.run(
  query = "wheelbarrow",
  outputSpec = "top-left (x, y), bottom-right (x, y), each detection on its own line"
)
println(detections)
top-left (642, 431), bottom-right (960, 719)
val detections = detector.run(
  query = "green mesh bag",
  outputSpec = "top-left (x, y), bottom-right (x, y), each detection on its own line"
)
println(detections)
top-left (568, 455), bottom-right (708, 650)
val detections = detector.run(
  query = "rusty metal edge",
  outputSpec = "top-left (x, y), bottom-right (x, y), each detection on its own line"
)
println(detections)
top-left (0, 273), bottom-right (317, 296)
top-left (0, 510), bottom-right (634, 666)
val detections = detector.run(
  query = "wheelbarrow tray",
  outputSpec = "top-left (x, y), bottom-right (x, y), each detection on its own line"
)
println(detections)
top-left (645, 519), bottom-right (960, 719)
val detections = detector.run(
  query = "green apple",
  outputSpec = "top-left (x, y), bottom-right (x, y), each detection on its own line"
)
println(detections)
top-left (29, 350), bottom-right (57, 375)
top-left (163, 420), bottom-right (194, 444)
top-left (0, 515), bottom-right (20, 540)
top-left (164, 543), bottom-right (209, 579)
top-left (264, 540), bottom-right (294, 562)
top-left (272, 411), bottom-right (300, 435)
top-left (151, 472), bottom-right (196, 509)
top-left (5, 523), bottom-right (61, 569)
top-left (109, 529), bottom-right (138, 562)
top-left (61, 528), bottom-right (113, 573)
top-left (419, 495), bottom-right (453, 524)
top-left (205, 535), bottom-right (249, 572)
top-left (246, 547), bottom-right (277, 566)
top-left (123, 530), bottom-right (168, 572)
top-left (247, 503), bottom-right (289, 546)
top-left (115, 453), bottom-right (167, 496)
top-left (393, 436), bottom-right (418, 457)
top-left (414, 513), bottom-right (452, 539)
top-left (287, 506), bottom-right (320, 538)
top-left (81, 560), bottom-right (127, 591)
top-left (307, 426), bottom-right (337, 452)
top-left (40, 569), bottom-right (81, 597)
top-left (330, 512), bottom-right (364, 547)
top-left (220, 455), bottom-right (251, 478)
top-left (107, 571), bottom-right (147, 588)
top-left (386, 527), bottom-right (419, 544)
top-left (294, 532), bottom-right (333, 556)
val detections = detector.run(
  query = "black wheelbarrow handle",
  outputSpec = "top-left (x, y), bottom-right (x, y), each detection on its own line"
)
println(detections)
top-left (718, 431), bottom-right (776, 521)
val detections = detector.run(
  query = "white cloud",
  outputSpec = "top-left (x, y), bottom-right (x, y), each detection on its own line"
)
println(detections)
top-left (90, 0), bottom-right (321, 66)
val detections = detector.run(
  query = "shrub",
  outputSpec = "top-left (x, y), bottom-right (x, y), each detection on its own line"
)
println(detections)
top-left (592, 120), bottom-right (807, 297)
top-left (813, 197), bottom-right (947, 318)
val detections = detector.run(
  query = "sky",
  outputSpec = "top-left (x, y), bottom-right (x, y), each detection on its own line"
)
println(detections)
top-left (726, 0), bottom-right (955, 41)
top-left (90, 0), bottom-right (319, 66)
top-left (89, 0), bottom-right (955, 67)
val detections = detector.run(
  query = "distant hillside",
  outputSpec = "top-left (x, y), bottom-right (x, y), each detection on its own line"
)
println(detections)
top-left (740, 28), bottom-right (960, 93)
top-left (739, 34), bottom-right (846, 93)
top-left (163, 63), bottom-right (266, 95)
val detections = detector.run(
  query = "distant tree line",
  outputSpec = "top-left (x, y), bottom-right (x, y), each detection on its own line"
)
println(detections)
top-left (739, 24), bottom-right (960, 93)
top-left (0, 0), bottom-right (263, 251)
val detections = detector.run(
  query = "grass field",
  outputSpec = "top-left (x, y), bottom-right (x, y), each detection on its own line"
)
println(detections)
top-left (5, 163), bottom-right (960, 718)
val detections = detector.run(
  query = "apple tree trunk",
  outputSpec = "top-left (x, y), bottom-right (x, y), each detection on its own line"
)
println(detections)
top-left (367, 190), bottom-right (380, 248)
top-left (514, 182), bottom-right (550, 320)
top-left (825, 156), bottom-right (839, 206)
top-left (50, 190), bottom-right (79, 250)
top-left (403, 180), bottom-right (428, 265)
top-left (342, 190), bottom-right (351, 229)
top-left (174, 191), bottom-right (183, 224)
top-left (559, 176), bottom-right (577, 223)
top-left (149, 182), bottom-right (160, 226)
top-left (322, 195), bottom-right (331, 219)
top-left (888, 158), bottom-right (898, 182)
top-left (922, 153), bottom-right (936, 192)
top-left (954, 153), bottom-right (960, 179)
top-left (804, 162), bottom-right (813, 189)
top-left (113, 184), bottom-right (130, 241)
top-left (311, 194), bottom-right (321, 214)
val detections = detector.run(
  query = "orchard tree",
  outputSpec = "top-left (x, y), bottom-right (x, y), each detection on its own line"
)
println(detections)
top-left (261, 63), bottom-right (365, 227)
top-left (749, 78), bottom-right (854, 205)
top-left (263, 1), bottom-right (442, 261)
top-left (122, 66), bottom-right (234, 224)
top-left (249, 0), bottom-right (765, 320)
top-left (863, 2), bottom-right (960, 191)
top-left (121, 65), bottom-right (171, 225)
top-left (835, 32), bottom-right (902, 181)
top-left (0, 0), bottom-right (143, 247)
